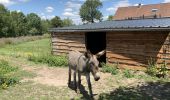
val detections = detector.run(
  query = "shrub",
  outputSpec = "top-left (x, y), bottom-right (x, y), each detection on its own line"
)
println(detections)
top-left (123, 69), bottom-right (134, 78)
top-left (0, 60), bottom-right (19, 89)
top-left (146, 59), bottom-right (169, 78)
top-left (157, 61), bottom-right (169, 78)
top-left (146, 58), bottom-right (158, 77)
top-left (101, 63), bottom-right (119, 75)
top-left (28, 55), bottom-right (68, 67)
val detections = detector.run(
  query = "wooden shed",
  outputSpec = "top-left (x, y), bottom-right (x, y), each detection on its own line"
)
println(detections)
top-left (50, 18), bottom-right (170, 70)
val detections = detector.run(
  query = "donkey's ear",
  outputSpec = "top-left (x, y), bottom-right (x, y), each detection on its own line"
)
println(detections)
top-left (84, 50), bottom-right (92, 58)
top-left (96, 50), bottom-right (106, 58)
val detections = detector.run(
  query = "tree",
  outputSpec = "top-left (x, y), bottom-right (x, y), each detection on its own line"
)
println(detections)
top-left (50, 16), bottom-right (63, 28)
top-left (0, 4), bottom-right (10, 37)
top-left (79, 0), bottom-right (103, 23)
top-left (11, 11), bottom-right (27, 36)
top-left (62, 18), bottom-right (74, 27)
top-left (41, 19), bottom-right (50, 34)
top-left (107, 15), bottom-right (113, 21)
top-left (26, 13), bottom-right (42, 35)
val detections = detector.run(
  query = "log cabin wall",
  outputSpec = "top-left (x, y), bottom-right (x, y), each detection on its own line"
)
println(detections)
top-left (51, 32), bottom-right (86, 55)
top-left (106, 31), bottom-right (170, 70)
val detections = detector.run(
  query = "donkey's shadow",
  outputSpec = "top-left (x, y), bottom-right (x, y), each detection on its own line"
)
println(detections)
top-left (68, 81), bottom-right (96, 100)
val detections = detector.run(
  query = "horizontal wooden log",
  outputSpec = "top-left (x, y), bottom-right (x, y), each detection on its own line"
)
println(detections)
top-left (52, 38), bottom-right (85, 43)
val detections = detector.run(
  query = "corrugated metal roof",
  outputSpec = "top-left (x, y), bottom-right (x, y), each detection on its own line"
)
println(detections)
top-left (49, 18), bottom-right (170, 32)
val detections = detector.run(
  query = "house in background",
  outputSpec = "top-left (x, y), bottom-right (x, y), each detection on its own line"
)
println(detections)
top-left (114, 3), bottom-right (170, 20)
top-left (50, 3), bottom-right (170, 70)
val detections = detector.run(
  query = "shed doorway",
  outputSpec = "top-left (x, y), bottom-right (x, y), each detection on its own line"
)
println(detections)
top-left (85, 32), bottom-right (106, 63)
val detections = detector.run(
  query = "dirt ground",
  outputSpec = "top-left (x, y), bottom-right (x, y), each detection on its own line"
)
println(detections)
top-left (1, 56), bottom-right (170, 100)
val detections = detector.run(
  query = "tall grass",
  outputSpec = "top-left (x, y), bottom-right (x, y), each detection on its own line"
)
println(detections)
top-left (0, 34), bottom-right (49, 48)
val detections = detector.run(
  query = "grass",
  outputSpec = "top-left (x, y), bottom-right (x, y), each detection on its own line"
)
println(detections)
top-left (0, 36), bottom-right (169, 99)
top-left (123, 69), bottom-right (134, 78)
top-left (0, 38), bottom-right (68, 67)
top-left (0, 34), bottom-right (49, 48)
top-left (0, 81), bottom-right (81, 100)
top-left (0, 38), bottom-right (51, 57)
top-left (0, 60), bottom-right (19, 89)
top-left (101, 63), bottom-right (119, 75)
top-left (28, 54), bottom-right (68, 67)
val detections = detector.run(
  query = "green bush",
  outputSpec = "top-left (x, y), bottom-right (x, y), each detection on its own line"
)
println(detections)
top-left (28, 55), bottom-right (68, 67)
top-left (146, 59), bottom-right (157, 77)
top-left (0, 60), bottom-right (19, 89)
top-left (123, 69), bottom-right (134, 78)
top-left (156, 61), bottom-right (169, 78)
top-left (101, 63), bottom-right (119, 75)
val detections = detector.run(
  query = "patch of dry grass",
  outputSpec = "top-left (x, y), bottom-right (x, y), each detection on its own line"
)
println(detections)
top-left (0, 34), bottom-right (49, 48)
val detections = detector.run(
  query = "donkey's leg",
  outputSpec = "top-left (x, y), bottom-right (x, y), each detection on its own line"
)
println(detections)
top-left (86, 74), bottom-right (93, 98)
top-left (78, 71), bottom-right (81, 91)
top-left (74, 71), bottom-right (77, 92)
top-left (68, 66), bottom-right (71, 86)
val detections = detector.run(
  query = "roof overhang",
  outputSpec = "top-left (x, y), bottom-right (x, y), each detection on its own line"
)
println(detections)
top-left (49, 27), bottom-right (170, 33)
top-left (49, 18), bottom-right (170, 33)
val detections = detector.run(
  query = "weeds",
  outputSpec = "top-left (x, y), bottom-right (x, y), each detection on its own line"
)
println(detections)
top-left (28, 55), bottom-right (68, 67)
top-left (146, 58), bottom-right (169, 78)
top-left (123, 69), bottom-right (134, 78)
top-left (0, 60), bottom-right (19, 89)
top-left (101, 63), bottom-right (119, 75)
top-left (157, 61), bottom-right (169, 78)
top-left (146, 58), bottom-right (157, 77)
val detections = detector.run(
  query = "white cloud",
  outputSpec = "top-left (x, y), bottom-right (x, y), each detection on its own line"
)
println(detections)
top-left (62, 12), bottom-right (79, 17)
top-left (45, 6), bottom-right (54, 13)
top-left (39, 13), bottom-right (55, 20)
top-left (41, 15), bottom-right (55, 20)
top-left (64, 8), bottom-right (73, 12)
top-left (103, 16), bottom-right (108, 20)
top-left (106, 0), bottom-right (131, 13)
top-left (65, 1), bottom-right (81, 9)
top-left (164, 0), bottom-right (170, 3)
top-left (62, 1), bottom-right (82, 25)
top-left (17, 10), bottom-right (21, 12)
top-left (0, 0), bottom-right (15, 6)
top-left (0, 0), bottom-right (30, 6)
top-left (106, 7), bottom-right (115, 12)
top-left (63, 12), bottom-right (75, 17)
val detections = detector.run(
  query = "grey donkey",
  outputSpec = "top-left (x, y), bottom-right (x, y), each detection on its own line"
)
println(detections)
top-left (68, 50), bottom-right (105, 98)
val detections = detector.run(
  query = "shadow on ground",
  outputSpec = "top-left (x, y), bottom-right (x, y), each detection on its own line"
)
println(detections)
top-left (98, 82), bottom-right (170, 100)
top-left (68, 81), bottom-right (94, 100)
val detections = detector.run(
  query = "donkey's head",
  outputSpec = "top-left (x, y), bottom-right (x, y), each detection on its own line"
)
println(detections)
top-left (84, 50), bottom-right (105, 81)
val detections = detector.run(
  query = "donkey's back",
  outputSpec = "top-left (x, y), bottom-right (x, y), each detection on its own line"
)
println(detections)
top-left (68, 50), bottom-right (86, 71)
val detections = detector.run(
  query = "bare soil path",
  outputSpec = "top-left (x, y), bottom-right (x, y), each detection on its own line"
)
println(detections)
top-left (1, 55), bottom-right (170, 100)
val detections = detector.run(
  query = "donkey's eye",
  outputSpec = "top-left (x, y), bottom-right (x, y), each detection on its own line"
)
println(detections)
top-left (91, 62), bottom-right (94, 65)
top-left (96, 67), bottom-right (98, 70)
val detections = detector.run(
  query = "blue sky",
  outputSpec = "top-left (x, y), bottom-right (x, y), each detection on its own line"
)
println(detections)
top-left (0, 0), bottom-right (169, 24)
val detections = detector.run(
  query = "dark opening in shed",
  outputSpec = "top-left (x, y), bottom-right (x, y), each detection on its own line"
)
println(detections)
top-left (85, 32), bottom-right (106, 63)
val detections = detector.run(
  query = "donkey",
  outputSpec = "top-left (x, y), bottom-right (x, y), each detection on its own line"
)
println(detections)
top-left (68, 50), bottom-right (105, 97)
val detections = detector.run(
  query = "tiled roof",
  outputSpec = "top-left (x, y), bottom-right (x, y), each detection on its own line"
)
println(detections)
top-left (49, 18), bottom-right (170, 32)
top-left (114, 3), bottom-right (170, 20)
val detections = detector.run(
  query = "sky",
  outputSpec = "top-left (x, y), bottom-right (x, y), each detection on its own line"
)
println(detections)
top-left (0, 0), bottom-right (170, 25)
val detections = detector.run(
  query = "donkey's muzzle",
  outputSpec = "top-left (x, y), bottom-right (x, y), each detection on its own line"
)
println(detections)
top-left (94, 76), bottom-right (100, 81)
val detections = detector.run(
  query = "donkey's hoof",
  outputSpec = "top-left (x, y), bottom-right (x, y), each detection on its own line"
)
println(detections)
top-left (76, 89), bottom-right (80, 94)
